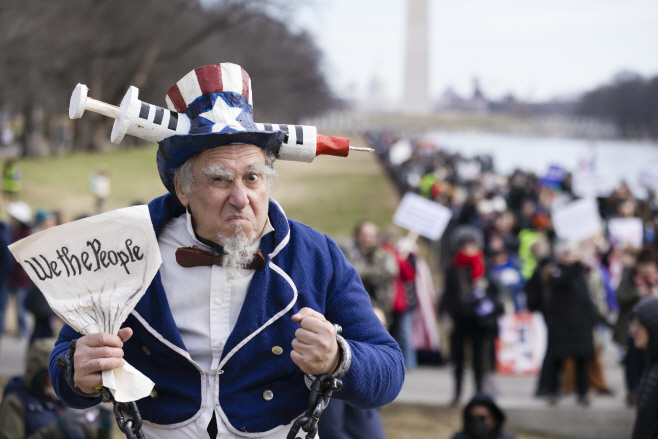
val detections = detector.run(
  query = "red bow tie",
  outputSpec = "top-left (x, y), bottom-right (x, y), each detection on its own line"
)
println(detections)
top-left (175, 246), bottom-right (266, 270)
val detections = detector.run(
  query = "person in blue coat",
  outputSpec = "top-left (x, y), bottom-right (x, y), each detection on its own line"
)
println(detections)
top-left (49, 63), bottom-right (405, 439)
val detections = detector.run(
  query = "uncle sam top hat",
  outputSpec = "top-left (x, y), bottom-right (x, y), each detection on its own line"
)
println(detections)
top-left (156, 62), bottom-right (285, 194)
top-left (69, 63), bottom-right (365, 196)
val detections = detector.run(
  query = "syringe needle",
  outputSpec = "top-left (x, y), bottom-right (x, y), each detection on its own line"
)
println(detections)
top-left (349, 146), bottom-right (375, 153)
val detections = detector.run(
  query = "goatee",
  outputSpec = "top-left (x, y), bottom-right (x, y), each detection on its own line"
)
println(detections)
top-left (217, 224), bottom-right (257, 277)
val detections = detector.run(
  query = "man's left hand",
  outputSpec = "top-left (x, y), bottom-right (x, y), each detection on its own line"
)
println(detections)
top-left (291, 308), bottom-right (339, 376)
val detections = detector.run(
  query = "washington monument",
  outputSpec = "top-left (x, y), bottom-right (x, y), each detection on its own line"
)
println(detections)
top-left (403, 0), bottom-right (430, 114)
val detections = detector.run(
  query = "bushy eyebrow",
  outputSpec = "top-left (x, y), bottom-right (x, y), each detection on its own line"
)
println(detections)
top-left (247, 163), bottom-right (277, 179)
top-left (203, 165), bottom-right (234, 181)
top-left (202, 163), bottom-right (277, 182)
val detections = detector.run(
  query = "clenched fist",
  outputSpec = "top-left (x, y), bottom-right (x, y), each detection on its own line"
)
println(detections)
top-left (73, 328), bottom-right (133, 394)
top-left (291, 308), bottom-right (339, 376)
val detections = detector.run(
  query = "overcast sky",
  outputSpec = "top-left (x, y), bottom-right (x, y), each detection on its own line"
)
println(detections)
top-left (289, 0), bottom-right (658, 102)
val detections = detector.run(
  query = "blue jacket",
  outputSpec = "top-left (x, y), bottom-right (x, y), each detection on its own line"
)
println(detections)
top-left (49, 193), bottom-right (405, 435)
top-left (3, 376), bottom-right (85, 439)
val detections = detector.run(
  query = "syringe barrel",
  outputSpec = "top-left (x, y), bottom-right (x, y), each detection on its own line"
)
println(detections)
top-left (125, 101), bottom-right (191, 143)
top-left (110, 85), bottom-right (191, 144)
top-left (255, 123), bottom-right (350, 162)
top-left (256, 123), bottom-right (318, 163)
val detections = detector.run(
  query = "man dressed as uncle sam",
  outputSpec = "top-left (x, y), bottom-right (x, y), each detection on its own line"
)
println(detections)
top-left (48, 62), bottom-right (405, 439)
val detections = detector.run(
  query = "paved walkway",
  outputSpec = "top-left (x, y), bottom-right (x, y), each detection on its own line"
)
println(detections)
top-left (397, 340), bottom-right (634, 439)
top-left (0, 333), bottom-right (635, 439)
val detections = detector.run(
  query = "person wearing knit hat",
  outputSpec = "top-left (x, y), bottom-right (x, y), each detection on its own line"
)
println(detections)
top-left (0, 338), bottom-right (113, 439)
top-left (50, 63), bottom-right (404, 439)
top-left (630, 296), bottom-right (658, 439)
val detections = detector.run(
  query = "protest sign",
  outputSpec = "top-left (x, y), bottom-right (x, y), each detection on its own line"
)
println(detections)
top-left (640, 169), bottom-right (658, 190)
top-left (540, 164), bottom-right (566, 188)
top-left (572, 171), bottom-right (613, 198)
top-left (496, 312), bottom-right (547, 375)
top-left (388, 139), bottom-right (413, 166)
top-left (393, 192), bottom-right (452, 241)
top-left (552, 198), bottom-right (603, 242)
top-left (456, 160), bottom-right (481, 182)
top-left (9, 205), bottom-right (160, 402)
top-left (608, 217), bottom-right (644, 249)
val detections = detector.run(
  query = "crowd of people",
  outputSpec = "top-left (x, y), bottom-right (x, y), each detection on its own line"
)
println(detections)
top-left (363, 131), bottom-right (658, 434)
top-left (0, 164), bottom-right (122, 439)
top-left (3, 125), bottom-right (658, 438)
top-left (0, 202), bottom-right (114, 438)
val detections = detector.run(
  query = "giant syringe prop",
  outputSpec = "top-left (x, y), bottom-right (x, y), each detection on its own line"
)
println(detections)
top-left (69, 84), bottom-right (373, 162)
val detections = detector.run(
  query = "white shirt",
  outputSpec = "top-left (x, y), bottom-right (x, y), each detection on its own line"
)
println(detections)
top-left (144, 211), bottom-right (294, 439)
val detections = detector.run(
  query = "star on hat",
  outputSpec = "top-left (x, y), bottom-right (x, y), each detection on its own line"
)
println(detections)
top-left (200, 93), bottom-right (247, 133)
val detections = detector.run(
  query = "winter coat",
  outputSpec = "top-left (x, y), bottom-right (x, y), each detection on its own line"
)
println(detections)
top-left (631, 297), bottom-right (658, 439)
top-left (341, 242), bottom-right (397, 315)
top-left (439, 265), bottom-right (502, 334)
top-left (8, 224), bottom-right (33, 290)
top-left (614, 267), bottom-right (642, 347)
top-left (0, 338), bottom-right (86, 439)
top-left (543, 262), bottom-right (596, 359)
top-left (50, 194), bottom-right (405, 436)
top-left (525, 256), bottom-right (554, 313)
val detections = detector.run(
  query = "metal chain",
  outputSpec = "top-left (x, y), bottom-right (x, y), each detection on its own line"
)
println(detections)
top-left (56, 339), bottom-right (145, 439)
top-left (287, 324), bottom-right (352, 439)
top-left (58, 324), bottom-right (352, 439)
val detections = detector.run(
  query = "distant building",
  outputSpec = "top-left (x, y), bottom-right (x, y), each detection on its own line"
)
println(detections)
top-left (434, 78), bottom-right (489, 112)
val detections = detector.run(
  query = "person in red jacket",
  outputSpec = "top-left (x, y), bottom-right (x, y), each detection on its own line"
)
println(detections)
top-left (383, 229), bottom-right (418, 370)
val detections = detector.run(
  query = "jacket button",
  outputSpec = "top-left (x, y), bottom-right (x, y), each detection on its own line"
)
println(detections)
top-left (263, 390), bottom-right (274, 401)
top-left (142, 346), bottom-right (151, 356)
top-left (271, 346), bottom-right (283, 355)
top-left (150, 389), bottom-right (158, 399)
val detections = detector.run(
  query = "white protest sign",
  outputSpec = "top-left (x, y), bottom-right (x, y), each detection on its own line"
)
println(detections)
top-left (456, 160), bottom-right (481, 182)
top-left (388, 139), bottom-right (413, 166)
top-left (9, 205), bottom-right (160, 402)
top-left (608, 217), bottom-right (644, 249)
top-left (572, 171), bottom-right (613, 198)
top-left (552, 198), bottom-right (603, 242)
top-left (640, 169), bottom-right (658, 190)
top-left (393, 192), bottom-right (452, 241)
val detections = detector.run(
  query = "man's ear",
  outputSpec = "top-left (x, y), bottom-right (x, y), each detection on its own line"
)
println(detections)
top-left (174, 177), bottom-right (190, 207)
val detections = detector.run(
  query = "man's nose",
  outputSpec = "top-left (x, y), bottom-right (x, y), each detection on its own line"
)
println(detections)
top-left (228, 180), bottom-right (249, 209)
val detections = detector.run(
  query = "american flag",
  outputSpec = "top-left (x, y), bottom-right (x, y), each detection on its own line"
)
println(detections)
top-left (165, 63), bottom-right (255, 135)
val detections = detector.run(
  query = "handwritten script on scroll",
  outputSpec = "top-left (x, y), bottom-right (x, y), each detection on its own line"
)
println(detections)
top-left (9, 205), bottom-right (161, 402)
top-left (9, 205), bottom-right (161, 335)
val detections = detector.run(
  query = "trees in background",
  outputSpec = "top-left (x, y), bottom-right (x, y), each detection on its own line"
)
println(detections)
top-left (0, 0), bottom-right (332, 156)
top-left (577, 72), bottom-right (658, 140)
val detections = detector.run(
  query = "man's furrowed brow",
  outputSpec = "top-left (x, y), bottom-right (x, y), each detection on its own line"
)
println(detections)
top-left (247, 163), bottom-right (277, 178)
top-left (203, 165), bottom-right (234, 180)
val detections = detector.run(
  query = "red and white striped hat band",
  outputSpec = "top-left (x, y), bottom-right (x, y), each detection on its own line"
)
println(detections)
top-left (165, 63), bottom-right (253, 113)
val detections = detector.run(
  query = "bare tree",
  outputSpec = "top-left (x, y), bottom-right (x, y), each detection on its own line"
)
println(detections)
top-left (0, 0), bottom-right (333, 156)
top-left (578, 72), bottom-right (658, 140)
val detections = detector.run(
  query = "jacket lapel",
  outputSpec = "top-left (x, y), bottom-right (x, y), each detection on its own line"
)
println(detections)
top-left (133, 194), bottom-right (187, 350)
top-left (221, 198), bottom-right (294, 360)
top-left (136, 194), bottom-right (293, 355)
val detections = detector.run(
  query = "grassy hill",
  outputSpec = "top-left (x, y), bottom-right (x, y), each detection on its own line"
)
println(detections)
top-left (6, 139), bottom-right (398, 241)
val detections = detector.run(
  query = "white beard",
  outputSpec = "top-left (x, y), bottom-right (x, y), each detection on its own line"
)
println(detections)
top-left (217, 224), bottom-right (257, 278)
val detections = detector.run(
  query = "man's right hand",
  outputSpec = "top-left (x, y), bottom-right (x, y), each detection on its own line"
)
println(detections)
top-left (73, 328), bottom-right (133, 394)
